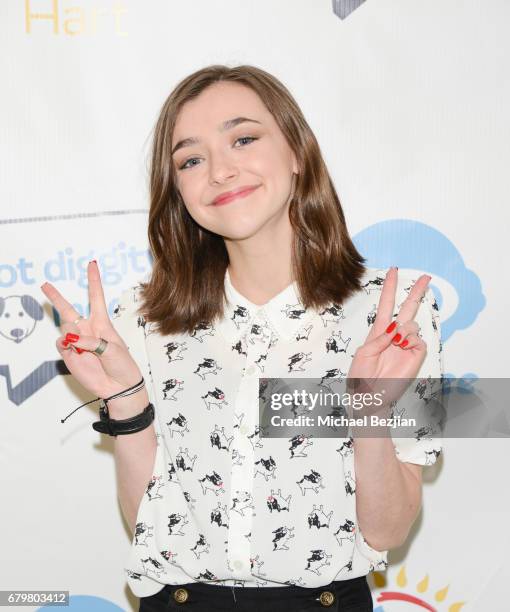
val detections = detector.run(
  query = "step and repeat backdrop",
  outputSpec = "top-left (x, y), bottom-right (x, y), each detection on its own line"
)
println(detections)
top-left (1, 1), bottom-right (508, 611)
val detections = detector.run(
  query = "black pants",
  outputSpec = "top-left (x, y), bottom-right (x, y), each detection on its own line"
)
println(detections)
top-left (138, 575), bottom-right (373, 611)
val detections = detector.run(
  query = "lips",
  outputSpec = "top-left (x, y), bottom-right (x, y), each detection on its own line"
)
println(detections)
top-left (210, 185), bottom-right (260, 206)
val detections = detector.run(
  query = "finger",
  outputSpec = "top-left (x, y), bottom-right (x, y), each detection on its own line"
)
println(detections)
top-left (397, 332), bottom-right (426, 351)
top-left (41, 282), bottom-right (82, 326)
top-left (373, 267), bottom-right (399, 332)
top-left (362, 319), bottom-right (421, 357)
top-left (62, 333), bottom-right (111, 355)
top-left (390, 320), bottom-right (420, 346)
top-left (87, 260), bottom-right (109, 320)
top-left (397, 275), bottom-right (432, 324)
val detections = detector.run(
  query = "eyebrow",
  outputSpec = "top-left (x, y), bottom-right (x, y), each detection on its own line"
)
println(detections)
top-left (171, 116), bottom-right (262, 156)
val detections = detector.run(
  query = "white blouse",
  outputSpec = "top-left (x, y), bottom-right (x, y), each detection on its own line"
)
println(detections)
top-left (111, 266), bottom-right (443, 598)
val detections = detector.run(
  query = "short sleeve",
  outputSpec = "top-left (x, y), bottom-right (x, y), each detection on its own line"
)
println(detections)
top-left (391, 279), bottom-right (444, 466)
top-left (111, 285), bottom-right (162, 440)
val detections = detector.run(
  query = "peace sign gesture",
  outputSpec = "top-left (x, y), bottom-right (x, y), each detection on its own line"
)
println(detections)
top-left (40, 260), bottom-right (144, 401)
top-left (346, 267), bottom-right (432, 413)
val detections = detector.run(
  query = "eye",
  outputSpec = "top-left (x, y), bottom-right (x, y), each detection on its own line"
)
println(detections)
top-left (178, 136), bottom-right (259, 170)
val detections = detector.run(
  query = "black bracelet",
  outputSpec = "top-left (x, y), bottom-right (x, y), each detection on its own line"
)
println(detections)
top-left (60, 377), bottom-right (150, 434)
top-left (92, 401), bottom-right (155, 437)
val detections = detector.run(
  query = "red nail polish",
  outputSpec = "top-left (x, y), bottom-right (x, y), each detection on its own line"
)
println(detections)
top-left (63, 340), bottom-right (69, 347)
top-left (386, 321), bottom-right (397, 334)
top-left (65, 333), bottom-right (79, 342)
top-left (400, 339), bottom-right (409, 348)
top-left (75, 347), bottom-right (84, 354)
top-left (392, 333), bottom-right (402, 344)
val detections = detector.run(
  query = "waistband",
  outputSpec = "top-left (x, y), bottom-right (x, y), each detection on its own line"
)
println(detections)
top-left (159, 574), bottom-right (370, 603)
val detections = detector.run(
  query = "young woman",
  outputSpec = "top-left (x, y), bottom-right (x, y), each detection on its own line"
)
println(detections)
top-left (41, 64), bottom-right (443, 612)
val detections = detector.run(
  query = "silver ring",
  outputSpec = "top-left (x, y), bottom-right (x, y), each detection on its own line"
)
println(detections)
top-left (93, 338), bottom-right (108, 356)
top-left (73, 315), bottom-right (86, 325)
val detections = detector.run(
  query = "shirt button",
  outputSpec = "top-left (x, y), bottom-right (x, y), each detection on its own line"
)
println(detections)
top-left (233, 560), bottom-right (243, 569)
top-left (246, 365), bottom-right (256, 375)
top-left (240, 425), bottom-right (248, 434)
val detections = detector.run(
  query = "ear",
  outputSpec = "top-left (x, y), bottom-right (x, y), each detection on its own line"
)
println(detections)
top-left (291, 152), bottom-right (299, 175)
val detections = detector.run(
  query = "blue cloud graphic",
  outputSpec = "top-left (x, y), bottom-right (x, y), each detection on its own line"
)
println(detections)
top-left (353, 219), bottom-right (485, 342)
top-left (38, 595), bottom-right (124, 611)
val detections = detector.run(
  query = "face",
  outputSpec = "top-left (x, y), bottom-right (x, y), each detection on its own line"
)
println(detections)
top-left (171, 82), bottom-right (298, 242)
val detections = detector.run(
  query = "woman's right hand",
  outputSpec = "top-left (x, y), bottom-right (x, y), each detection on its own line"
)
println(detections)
top-left (40, 260), bottom-right (144, 401)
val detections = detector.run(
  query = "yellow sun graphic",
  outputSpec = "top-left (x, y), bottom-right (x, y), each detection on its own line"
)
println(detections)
top-left (371, 565), bottom-right (467, 611)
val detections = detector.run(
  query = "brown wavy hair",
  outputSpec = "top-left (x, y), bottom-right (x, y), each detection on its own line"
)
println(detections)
top-left (137, 64), bottom-right (367, 336)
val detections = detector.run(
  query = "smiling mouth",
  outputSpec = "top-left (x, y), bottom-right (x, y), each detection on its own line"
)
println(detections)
top-left (211, 185), bottom-right (260, 206)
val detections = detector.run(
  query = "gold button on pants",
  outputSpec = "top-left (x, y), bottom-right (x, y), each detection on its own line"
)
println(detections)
top-left (173, 587), bottom-right (189, 603)
top-left (319, 589), bottom-right (336, 606)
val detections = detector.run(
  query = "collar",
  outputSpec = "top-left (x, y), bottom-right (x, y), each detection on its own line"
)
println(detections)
top-left (216, 267), bottom-right (318, 344)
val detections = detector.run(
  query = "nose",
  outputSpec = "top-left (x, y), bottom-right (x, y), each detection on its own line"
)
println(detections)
top-left (208, 151), bottom-right (239, 185)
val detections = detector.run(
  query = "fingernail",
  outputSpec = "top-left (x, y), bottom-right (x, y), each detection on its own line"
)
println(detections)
top-left (65, 333), bottom-right (79, 342)
top-left (385, 321), bottom-right (397, 334)
top-left (400, 340), bottom-right (409, 348)
top-left (75, 347), bottom-right (84, 354)
top-left (90, 259), bottom-right (97, 265)
top-left (392, 333), bottom-right (402, 344)
top-left (63, 340), bottom-right (69, 347)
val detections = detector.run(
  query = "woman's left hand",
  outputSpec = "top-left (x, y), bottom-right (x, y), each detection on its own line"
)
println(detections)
top-left (346, 267), bottom-right (432, 417)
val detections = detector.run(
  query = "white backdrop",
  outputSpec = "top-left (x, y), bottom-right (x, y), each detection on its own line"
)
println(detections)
top-left (1, 1), bottom-right (509, 610)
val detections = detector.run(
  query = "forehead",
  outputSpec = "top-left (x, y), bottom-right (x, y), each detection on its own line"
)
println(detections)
top-left (173, 82), bottom-right (270, 136)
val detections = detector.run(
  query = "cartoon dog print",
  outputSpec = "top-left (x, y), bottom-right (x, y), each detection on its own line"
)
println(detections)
top-left (305, 549), bottom-right (333, 575)
top-left (163, 341), bottom-right (187, 363)
top-left (199, 471), bottom-right (225, 496)
top-left (134, 522), bottom-right (154, 546)
top-left (202, 387), bottom-right (229, 410)
top-left (319, 368), bottom-right (347, 391)
top-left (146, 475), bottom-right (164, 501)
top-left (272, 525), bottom-right (295, 551)
top-left (190, 533), bottom-right (211, 559)
top-left (166, 413), bottom-right (190, 437)
top-left (288, 352), bottom-right (312, 373)
top-left (233, 337), bottom-right (248, 358)
top-left (319, 303), bottom-right (346, 327)
top-left (210, 502), bottom-right (229, 528)
top-left (334, 519), bottom-right (356, 546)
top-left (161, 549), bottom-right (179, 564)
top-left (308, 504), bottom-right (333, 529)
top-left (247, 425), bottom-right (264, 450)
top-left (167, 512), bottom-right (189, 536)
top-left (190, 321), bottom-right (215, 343)
top-left (344, 470), bottom-right (356, 495)
top-left (231, 448), bottom-right (245, 466)
top-left (254, 455), bottom-right (277, 481)
top-left (296, 469), bottom-right (326, 495)
top-left (162, 378), bottom-right (184, 401)
top-left (194, 357), bottom-right (223, 380)
top-left (231, 305), bottom-right (251, 330)
top-left (337, 438), bottom-right (354, 458)
top-left (361, 270), bottom-right (385, 293)
top-left (210, 425), bottom-right (234, 452)
top-left (140, 557), bottom-right (164, 578)
top-left (296, 324), bottom-right (313, 341)
top-left (325, 330), bottom-right (351, 355)
top-left (175, 447), bottom-right (197, 472)
top-left (289, 433), bottom-right (314, 458)
top-left (248, 321), bottom-right (272, 346)
top-left (267, 489), bottom-right (292, 513)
